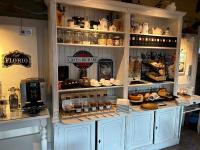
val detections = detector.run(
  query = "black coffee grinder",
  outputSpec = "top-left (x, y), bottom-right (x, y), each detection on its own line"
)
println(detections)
top-left (20, 78), bottom-right (46, 115)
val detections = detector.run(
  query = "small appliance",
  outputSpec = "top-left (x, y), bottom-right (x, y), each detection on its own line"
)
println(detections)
top-left (20, 78), bottom-right (46, 115)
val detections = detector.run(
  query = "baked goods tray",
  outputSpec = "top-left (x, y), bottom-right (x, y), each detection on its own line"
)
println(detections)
top-left (130, 97), bottom-right (176, 106)
top-left (60, 107), bottom-right (120, 122)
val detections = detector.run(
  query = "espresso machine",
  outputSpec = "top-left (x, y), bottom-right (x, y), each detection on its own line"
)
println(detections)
top-left (20, 78), bottom-right (46, 115)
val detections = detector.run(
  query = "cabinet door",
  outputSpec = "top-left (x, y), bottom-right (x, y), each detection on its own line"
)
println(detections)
top-left (97, 116), bottom-right (125, 150)
top-left (125, 111), bottom-right (154, 150)
top-left (54, 122), bottom-right (95, 150)
top-left (154, 107), bottom-right (181, 144)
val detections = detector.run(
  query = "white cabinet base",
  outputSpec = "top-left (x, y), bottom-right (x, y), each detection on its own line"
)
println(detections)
top-left (54, 122), bottom-right (95, 150)
top-left (125, 111), bottom-right (154, 150)
top-left (97, 116), bottom-right (125, 150)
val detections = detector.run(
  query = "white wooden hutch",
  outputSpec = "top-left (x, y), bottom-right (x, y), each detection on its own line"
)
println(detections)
top-left (46, 0), bottom-right (186, 150)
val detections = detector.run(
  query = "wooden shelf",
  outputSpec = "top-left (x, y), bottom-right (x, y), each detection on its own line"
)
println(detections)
top-left (58, 85), bottom-right (124, 92)
top-left (129, 46), bottom-right (176, 49)
top-left (130, 33), bottom-right (178, 38)
top-left (57, 43), bottom-right (124, 48)
top-left (57, 26), bottom-right (125, 35)
top-left (128, 81), bottom-right (174, 88)
top-left (129, 46), bottom-right (177, 49)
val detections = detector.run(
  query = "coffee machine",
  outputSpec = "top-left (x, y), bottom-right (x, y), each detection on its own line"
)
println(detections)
top-left (20, 78), bottom-right (46, 114)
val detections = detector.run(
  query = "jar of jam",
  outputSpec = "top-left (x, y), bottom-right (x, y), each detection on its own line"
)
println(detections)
top-left (106, 34), bottom-right (113, 46)
top-left (98, 34), bottom-right (107, 45)
top-left (113, 36), bottom-right (120, 46)
top-left (91, 33), bottom-right (99, 45)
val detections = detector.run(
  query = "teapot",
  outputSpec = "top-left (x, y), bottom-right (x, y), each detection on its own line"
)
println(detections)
top-left (99, 18), bottom-right (108, 31)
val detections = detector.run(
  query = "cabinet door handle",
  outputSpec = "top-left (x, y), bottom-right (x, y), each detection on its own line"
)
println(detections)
top-left (98, 139), bottom-right (101, 143)
top-left (156, 126), bottom-right (158, 130)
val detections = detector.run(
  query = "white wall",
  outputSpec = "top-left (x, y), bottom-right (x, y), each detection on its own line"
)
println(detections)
top-left (0, 16), bottom-right (49, 97)
top-left (178, 35), bottom-right (199, 94)
top-left (0, 16), bottom-right (50, 150)
top-left (0, 25), bottom-right (38, 95)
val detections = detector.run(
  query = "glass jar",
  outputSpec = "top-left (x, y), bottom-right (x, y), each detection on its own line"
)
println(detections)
top-left (133, 58), bottom-right (142, 80)
top-left (67, 19), bottom-right (75, 28)
top-left (57, 29), bottom-right (64, 43)
top-left (8, 87), bottom-right (19, 111)
top-left (98, 34), bottom-right (107, 45)
top-left (91, 33), bottom-right (99, 45)
top-left (65, 30), bottom-right (73, 43)
top-left (82, 32), bottom-right (91, 45)
top-left (0, 98), bottom-right (8, 120)
top-left (113, 36), bottom-right (120, 46)
top-left (106, 34), bottom-right (113, 46)
top-left (74, 101), bottom-right (82, 113)
top-left (73, 31), bottom-right (82, 44)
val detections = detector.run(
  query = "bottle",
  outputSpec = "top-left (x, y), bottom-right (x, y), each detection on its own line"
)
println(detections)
top-left (56, 4), bottom-right (62, 26)
top-left (138, 35), bottom-right (142, 46)
top-left (130, 35), bottom-right (136, 46)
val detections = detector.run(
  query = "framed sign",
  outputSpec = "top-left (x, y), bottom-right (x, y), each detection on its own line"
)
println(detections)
top-left (2, 50), bottom-right (31, 68)
top-left (98, 59), bottom-right (113, 80)
top-left (179, 49), bottom-right (186, 75)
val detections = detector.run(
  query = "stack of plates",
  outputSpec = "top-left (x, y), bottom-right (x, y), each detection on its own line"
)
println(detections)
top-left (117, 99), bottom-right (132, 113)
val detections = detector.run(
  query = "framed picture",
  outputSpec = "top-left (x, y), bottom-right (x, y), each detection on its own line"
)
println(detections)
top-left (98, 59), bottom-right (113, 80)
top-left (179, 49), bottom-right (186, 75)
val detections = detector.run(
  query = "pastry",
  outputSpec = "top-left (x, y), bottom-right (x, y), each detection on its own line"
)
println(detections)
top-left (147, 92), bottom-right (160, 101)
top-left (146, 72), bottom-right (166, 81)
top-left (159, 69), bottom-right (165, 76)
top-left (90, 79), bottom-right (101, 87)
top-left (158, 88), bottom-right (168, 97)
top-left (144, 92), bottom-right (150, 100)
top-left (112, 80), bottom-right (122, 86)
top-left (141, 103), bottom-right (158, 110)
top-left (150, 61), bottom-right (164, 69)
top-left (129, 94), bottom-right (144, 101)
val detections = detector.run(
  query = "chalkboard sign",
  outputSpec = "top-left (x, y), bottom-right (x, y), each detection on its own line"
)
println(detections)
top-left (2, 50), bottom-right (31, 68)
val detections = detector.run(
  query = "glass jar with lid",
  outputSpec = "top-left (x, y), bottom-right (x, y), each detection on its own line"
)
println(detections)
top-left (57, 29), bottom-right (63, 43)
top-left (0, 97), bottom-right (8, 120)
top-left (64, 30), bottom-right (73, 43)
top-left (82, 32), bottom-right (91, 45)
top-left (73, 31), bottom-right (82, 44)
top-left (91, 32), bottom-right (99, 45)
top-left (106, 34), bottom-right (113, 46)
top-left (8, 87), bottom-right (19, 111)
top-left (113, 36), bottom-right (120, 46)
top-left (98, 34), bottom-right (107, 45)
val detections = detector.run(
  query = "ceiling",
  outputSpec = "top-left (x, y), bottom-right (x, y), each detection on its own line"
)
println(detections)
top-left (0, 0), bottom-right (47, 20)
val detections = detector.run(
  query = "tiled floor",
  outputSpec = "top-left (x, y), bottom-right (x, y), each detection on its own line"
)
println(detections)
top-left (163, 127), bottom-right (200, 150)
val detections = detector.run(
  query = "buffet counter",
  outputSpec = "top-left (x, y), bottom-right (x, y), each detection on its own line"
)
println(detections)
top-left (0, 109), bottom-right (49, 150)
